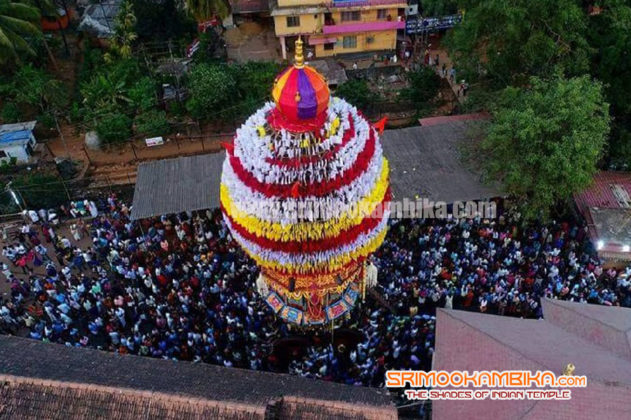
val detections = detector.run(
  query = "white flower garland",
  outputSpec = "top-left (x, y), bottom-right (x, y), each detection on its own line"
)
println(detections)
top-left (224, 211), bottom-right (389, 267)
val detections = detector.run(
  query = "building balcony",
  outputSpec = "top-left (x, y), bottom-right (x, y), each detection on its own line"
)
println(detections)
top-left (323, 19), bottom-right (405, 35)
top-left (326, 0), bottom-right (407, 8)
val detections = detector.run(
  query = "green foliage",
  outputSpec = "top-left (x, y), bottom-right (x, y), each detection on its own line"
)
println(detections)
top-left (482, 75), bottom-right (610, 220)
top-left (79, 58), bottom-right (146, 120)
top-left (421, 0), bottom-right (459, 16)
top-left (96, 112), bottom-right (133, 144)
top-left (0, 157), bottom-right (17, 174)
top-left (185, 0), bottom-right (229, 21)
top-left (401, 67), bottom-right (442, 112)
top-left (10, 174), bottom-right (67, 209)
top-left (334, 79), bottom-right (377, 110)
top-left (186, 63), bottom-right (236, 120)
top-left (104, 0), bottom-right (138, 63)
top-left (9, 64), bottom-right (67, 111)
top-left (0, 64), bottom-right (67, 126)
top-left (128, 77), bottom-right (157, 112)
top-left (0, 0), bottom-right (41, 64)
top-left (134, 109), bottom-right (170, 136)
top-left (1, 102), bottom-right (20, 122)
top-left (608, 123), bottom-right (631, 170)
top-left (235, 61), bottom-right (281, 102)
top-left (193, 29), bottom-right (227, 63)
top-left (445, 0), bottom-right (591, 88)
top-left (132, 0), bottom-right (196, 42)
top-left (588, 0), bottom-right (631, 116)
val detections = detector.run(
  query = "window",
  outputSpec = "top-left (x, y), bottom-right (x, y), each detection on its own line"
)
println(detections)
top-left (324, 42), bottom-right (334, 51)
top-left (342, 36), bottom-right (357, 49)
top-left (286, 16), bottom-right (300, 27)
top-left (341, 11), bottom-right (361, 22)
top-left (377, 9), bottom-right (388, 19)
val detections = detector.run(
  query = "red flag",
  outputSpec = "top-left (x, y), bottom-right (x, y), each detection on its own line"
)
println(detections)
top-left (291, 181), bottom-right (301, 198)
top-left (374, 117), bottom-right (388, 135)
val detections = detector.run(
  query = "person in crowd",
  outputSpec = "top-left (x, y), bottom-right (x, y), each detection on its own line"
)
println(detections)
top-left (0, 195), bottom-right (629, 389)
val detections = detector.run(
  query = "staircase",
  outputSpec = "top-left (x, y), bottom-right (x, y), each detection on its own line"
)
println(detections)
top-left (88, 164), bottom-right (138, 187)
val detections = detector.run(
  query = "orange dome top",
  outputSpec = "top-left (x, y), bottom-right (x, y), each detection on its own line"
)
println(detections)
top-left (271, 38), bottom-right (329, 124)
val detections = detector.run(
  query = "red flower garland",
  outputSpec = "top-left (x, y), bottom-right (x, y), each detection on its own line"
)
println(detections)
top-left (228, 129), bottom-right (377, 198)
top-left (222, 188), bottom-right (391, 253)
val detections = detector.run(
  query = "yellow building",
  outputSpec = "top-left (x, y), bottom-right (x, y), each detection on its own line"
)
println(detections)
top-left (271, 0), bottom-right (407, 59)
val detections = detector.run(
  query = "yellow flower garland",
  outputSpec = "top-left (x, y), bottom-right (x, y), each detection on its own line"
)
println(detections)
top-left (240, 227), bottom-right (388, 274)
top-left (221, 158), bottom-right (389, 242)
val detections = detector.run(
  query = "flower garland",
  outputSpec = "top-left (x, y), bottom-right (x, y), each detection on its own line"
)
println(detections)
top-left (220, 162), bottom-right (389, 241)
top-left (221, 146), bottom-right (385, 223)
top-left (220, 94), bottom-right (390, 318)
top-left (227, 217), bottom-right (389, 274)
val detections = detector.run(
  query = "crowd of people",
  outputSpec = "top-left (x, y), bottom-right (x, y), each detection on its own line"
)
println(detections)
top-left (374, 217), bottom-right (631, 317)
top-left (1, 194), bottom-right (630, 390)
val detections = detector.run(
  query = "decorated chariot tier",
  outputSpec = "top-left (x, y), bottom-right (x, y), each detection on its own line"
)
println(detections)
top-left (220, 39), bottom-right (389, 326)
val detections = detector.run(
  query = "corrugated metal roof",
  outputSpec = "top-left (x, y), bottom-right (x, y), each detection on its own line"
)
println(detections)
top-left (131, 121), bottom-right (502, 220)
top-left (0, 129), bottom-right (31, 145)
top-left (0, 121), bottom-right (36, 135)
top-left (78, 0), bottom-right (120, 38)
top-left (131, 153), bottom-right (224, 220)
top-left (381, 120), bottom-right (502, 203)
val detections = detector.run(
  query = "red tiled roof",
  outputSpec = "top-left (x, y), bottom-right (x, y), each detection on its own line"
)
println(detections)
top-left (542, 299), bottom-right (631, 361)
top-left (573, 171), bottom-right (631, 258)
top-left (418, 112), bottom-right (490, 127)
top-left (433, 302), bottom-right (631, 420)
top-left (574, 171), bottom-right (631, 211)
top-left (230, 0), bottom-right (269, 14)
top-left (0, 336), bottom-right (396, 419)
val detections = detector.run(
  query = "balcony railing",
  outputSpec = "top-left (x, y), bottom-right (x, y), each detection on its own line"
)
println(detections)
top-left (323, 19), bottom-right (405, 34)
top-left (326, 0), bottom-right (406, 8)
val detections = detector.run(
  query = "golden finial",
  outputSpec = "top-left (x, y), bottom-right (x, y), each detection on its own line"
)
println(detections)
top-left (563, 363), bottom-right (575, 376)
top-left (294, 36), bottom-right (305, 68)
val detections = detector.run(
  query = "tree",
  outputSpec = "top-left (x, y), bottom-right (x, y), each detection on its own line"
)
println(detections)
top-left (104, 0), bottom-right (137, 63)
top-left (334, 79), bottom-right (378, 110)
top-left (96, 112), bottom-right (133, 144)
top-left (401, 66), bottom-right (442, 112)
top-left (235, 61), bottom-right (281, 102)
top-left (132, 0), bottom-right (196, 42)
top-left (420, 0), bottom-right (459, 16)
top-left (2, 64), bottom-right (67, 126)
top-left (186, 63), bottom-right (236, 120)
top-left (192, 29), bottom-right (226, 62)
top-left (185, 0), bottom-right (229, 21)
top-left (134, 109), bottom-right (169, 136)
top-left (588, 0), bottom-right (631, 116)
top-left (445, 0), bottom-right (591, 89)
top-left (80, 58), bottom-right (142, 118)
top-left (127, 76), bottom-right (157, 112)
top-left (481, 75), bottom-right (610, 220)
top-left (9, 64), bottom-right (67, 111)
top-left (0, 0), bottom-right (41, 63)
top-left (587, 1), bottom-right (631, 168)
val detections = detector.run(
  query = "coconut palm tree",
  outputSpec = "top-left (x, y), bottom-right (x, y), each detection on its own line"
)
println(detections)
top-left (184, 0), bottom-right (229, 21)
top-left (0, 0), bottom-right (41, 63)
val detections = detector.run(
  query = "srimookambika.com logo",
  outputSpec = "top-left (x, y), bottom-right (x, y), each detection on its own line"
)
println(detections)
top-left (226, 198), bottom-right (497, 221)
